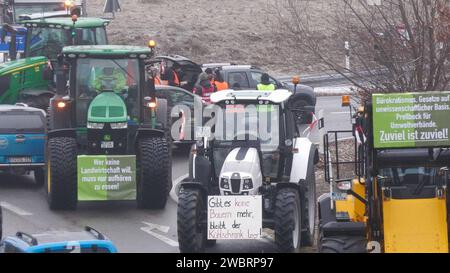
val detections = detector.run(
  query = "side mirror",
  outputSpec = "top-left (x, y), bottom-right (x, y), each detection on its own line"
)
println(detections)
top-left (291, 105), bottom-right (315, 125)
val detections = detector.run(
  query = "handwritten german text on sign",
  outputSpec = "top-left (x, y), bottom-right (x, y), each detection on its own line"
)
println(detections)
top-left (207, 195), bottom-right (262, 240)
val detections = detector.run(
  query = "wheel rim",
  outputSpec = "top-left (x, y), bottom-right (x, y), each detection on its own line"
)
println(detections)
top-left (293, 201), bottom-right (300, 249)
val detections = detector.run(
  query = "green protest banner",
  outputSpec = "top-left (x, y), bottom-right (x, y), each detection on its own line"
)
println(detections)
top-left (77, 155), bottom-right (136, 201)
top-left (373, 92), bottom-right (450, 148)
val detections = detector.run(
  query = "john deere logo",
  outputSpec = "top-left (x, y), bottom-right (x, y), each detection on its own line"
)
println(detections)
top-left (104, 135), bottom-right (112, 141)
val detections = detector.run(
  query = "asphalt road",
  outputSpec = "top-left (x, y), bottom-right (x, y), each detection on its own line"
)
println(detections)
top-left (0, 96), bottom-right (352, 253)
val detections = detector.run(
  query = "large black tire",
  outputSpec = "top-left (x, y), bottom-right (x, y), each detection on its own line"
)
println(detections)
top-left (21, 93), bottom-right (54, 110)
top-left (137, 137), bottom-right (170, 209)
top-left (300, 166), bottom-right (317, 247)
top-left (34, 168), bottom-right (45, 188)
top-left (177, 188), bottom-right (206, 253)
top-left (318, 233), bottom-right (367, 253)
top-left (274, 188), bottom-right (302, 253)
top-left (46, 137), bottom-right (77, 210)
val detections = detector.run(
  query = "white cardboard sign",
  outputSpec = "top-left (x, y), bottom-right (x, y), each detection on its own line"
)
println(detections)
top-left (207, 195), bottom-right (262, 240)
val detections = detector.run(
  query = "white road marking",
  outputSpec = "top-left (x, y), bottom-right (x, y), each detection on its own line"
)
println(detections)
top-left (142, 221), bottom-right (170, 233)
top-left (170, 174), bottom-right (189, 204)
top-left (140, 222), bottom-right (179, 247)
top-left (0, 201), bottom-right (32, 216)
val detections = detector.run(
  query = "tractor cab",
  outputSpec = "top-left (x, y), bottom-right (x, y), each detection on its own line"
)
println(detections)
top-left (206, 90), bottom-right (293, 185)
top-left (0, 16), bottom-right (109, 109)
top-left (23, 17), bottom-right (109, 61)
top-left (51, 45), bottom-right (166, 153)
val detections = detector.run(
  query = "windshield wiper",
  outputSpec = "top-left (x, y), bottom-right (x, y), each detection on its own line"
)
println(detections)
top-left (112, 59), bottom-right (136, 83)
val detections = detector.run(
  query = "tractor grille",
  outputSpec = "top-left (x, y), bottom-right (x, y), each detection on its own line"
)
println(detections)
top-left (87, 124), bottom-right (128, 155)
top-left (91, 106), bottom-right (107, 118)
top-left (109, 106), bottom-right (124, 118)
top-left (230, 179), bottom-right (241, 194)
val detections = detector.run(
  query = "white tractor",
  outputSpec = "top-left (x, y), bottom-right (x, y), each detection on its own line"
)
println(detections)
top-left (177, 89), bottom-right (319, 252)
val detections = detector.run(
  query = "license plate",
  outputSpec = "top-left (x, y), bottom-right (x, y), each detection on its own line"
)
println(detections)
top-left (332, 192), bottom-right (347, 201)
top-left (9, 157), bottom-right (32, 163)
top-left (101, 141), bottom-right (114, 149)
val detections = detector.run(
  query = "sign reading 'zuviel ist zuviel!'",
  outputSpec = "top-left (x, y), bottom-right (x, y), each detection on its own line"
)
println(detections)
top-left (372, 91), bottom-right (450, 148)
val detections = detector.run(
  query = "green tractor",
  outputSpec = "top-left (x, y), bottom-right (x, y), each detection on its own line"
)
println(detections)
top-left (46, 45), bottom-right (171, 210)
top-left (0, 16), bottom-right (109, 109)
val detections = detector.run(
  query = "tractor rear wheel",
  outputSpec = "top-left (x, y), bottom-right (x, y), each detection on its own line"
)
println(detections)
top-left (318, 233), bottom-right (367, 253)
top-left (177, 188), bottom-right (206, 253)
top-left (137, 137), bottom-right (170, 209)
top-left (274, 188), bottom-right (302, 253)
top-left (46, 137), bottom-right (77, 210)
top-left (34, 168), bottom-right (45, 187)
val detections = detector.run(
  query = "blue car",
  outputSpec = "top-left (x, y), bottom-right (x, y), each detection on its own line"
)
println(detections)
top-left (0, 104), bottom-right (46, 186)
top-left (0, 226), bottom-right (117, 253)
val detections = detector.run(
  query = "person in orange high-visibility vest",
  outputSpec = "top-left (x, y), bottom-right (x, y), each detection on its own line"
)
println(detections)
top-left (213, 69), bottom-right (229, 91)
top-left (155, 75), bottom-right (162, 85)
top-left (161, 64), bottom-right (181, 87)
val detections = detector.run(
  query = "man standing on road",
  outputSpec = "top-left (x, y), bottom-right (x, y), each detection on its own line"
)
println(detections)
top-left (257, 73), bottom-right (276, 91)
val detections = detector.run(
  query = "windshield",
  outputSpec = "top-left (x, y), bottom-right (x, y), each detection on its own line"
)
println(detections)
top-left (210, 103), bottom-right (281, 178)
top-left (0, 111), bottom-right (45, 133)
top-left (75, 58), bottom-right (140, 126)
top-left (28, 27), bottom-right (68, 59)
top-left (75, 27), bottom-right (107, 45)
top-left (379, 167), bottom-right (443, 186)
top-left (27, 27), bottom-right (107, 59)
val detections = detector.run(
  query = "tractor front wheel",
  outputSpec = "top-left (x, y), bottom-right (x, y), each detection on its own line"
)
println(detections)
top-left (46, 137), bottom-right (77, 210)
top-left (177, 188), bottom-right (206, 253)
top-left (274, 188), bottom-right (302, 253)
top-left (137, 137), bottom-right (170, 209)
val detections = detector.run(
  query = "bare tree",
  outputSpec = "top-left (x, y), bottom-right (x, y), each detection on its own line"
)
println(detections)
top-left (271, 0), bottom-right (450, 100)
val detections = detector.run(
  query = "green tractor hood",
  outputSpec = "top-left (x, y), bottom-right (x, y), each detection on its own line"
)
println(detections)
top-left (0, 56), bottom-right (48, 76)
top-left (87, 92), bottom-right (128, 123)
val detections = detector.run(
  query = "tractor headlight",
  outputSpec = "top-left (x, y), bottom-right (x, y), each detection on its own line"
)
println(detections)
top-left (110, 122), bottom-right (128, 129)
top-left (220, 178), bottom-right (230, 189)
top-left (243, 179), bottom-right (253, 190)
top-left (337, 181), bottom-right (352, 191)
top-left (87, 122), bottom-right (104, 129)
